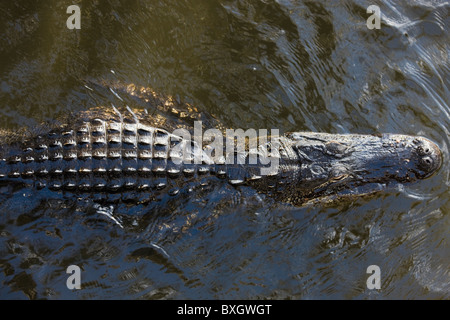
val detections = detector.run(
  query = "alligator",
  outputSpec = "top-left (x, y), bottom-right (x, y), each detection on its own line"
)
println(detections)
top-left (0, 84), bottom-right (442, 206)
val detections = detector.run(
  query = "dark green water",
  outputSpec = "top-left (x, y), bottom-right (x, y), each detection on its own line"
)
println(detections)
top-left (0, 0), bottom-right (448, 299)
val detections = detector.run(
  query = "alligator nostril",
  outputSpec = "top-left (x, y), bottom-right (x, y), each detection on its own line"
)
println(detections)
top-left (412, 137), bottom-right (442, 178)
top-left (420, 156), bottom-right (433, 169)
top-left (417, 146), bottom-right (431, 156)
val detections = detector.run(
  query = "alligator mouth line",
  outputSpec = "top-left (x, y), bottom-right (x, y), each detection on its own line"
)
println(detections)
top-left (302, 177), bottom-right (417, 205)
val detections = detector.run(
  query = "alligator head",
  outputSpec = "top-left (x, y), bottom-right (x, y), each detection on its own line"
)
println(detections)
top-left (283, 132), bottom-right (442, 204)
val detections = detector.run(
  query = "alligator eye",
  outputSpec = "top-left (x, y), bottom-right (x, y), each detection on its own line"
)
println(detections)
top-left (325, 141), bottom-right (347, 157)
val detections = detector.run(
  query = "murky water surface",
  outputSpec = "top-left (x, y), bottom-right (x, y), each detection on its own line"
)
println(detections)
top-left (0, 0), bottom-right (448, 299)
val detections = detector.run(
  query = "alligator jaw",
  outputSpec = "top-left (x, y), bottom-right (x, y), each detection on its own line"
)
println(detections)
top-left (284, 132), bottom-right (442, 202)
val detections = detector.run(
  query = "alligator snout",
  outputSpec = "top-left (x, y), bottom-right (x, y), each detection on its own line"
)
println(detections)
top-left (413, 136), bottom-right (442, 179)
